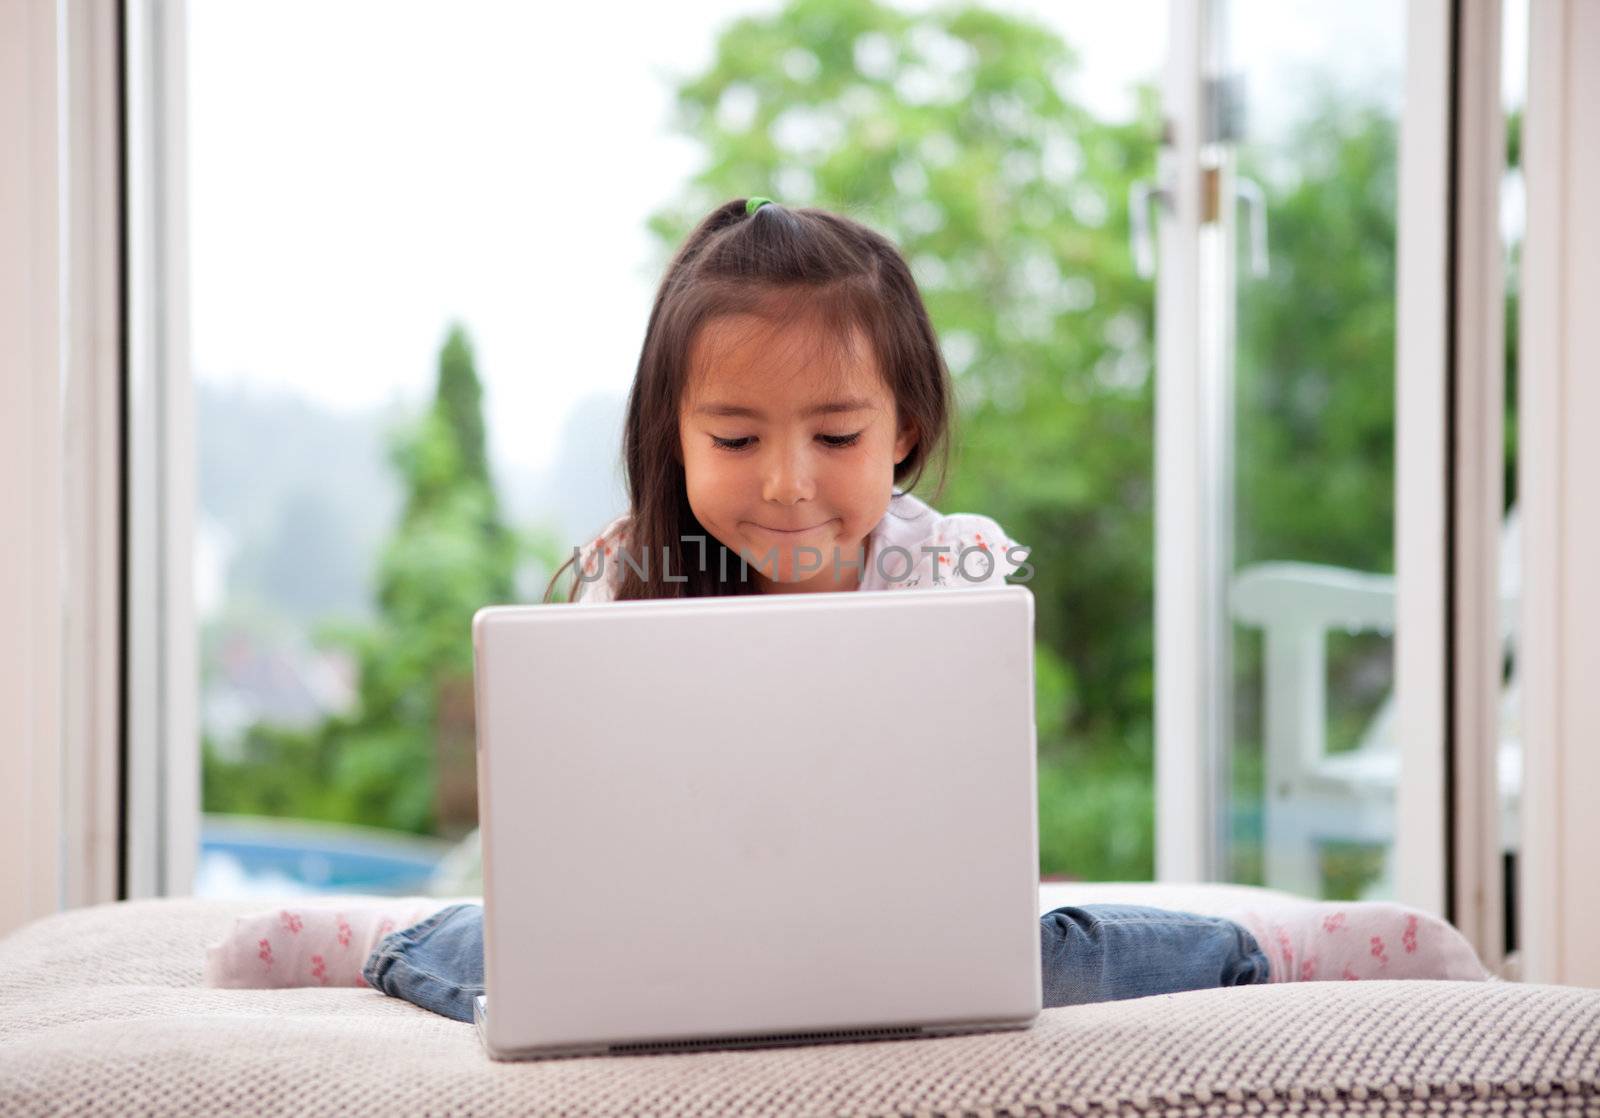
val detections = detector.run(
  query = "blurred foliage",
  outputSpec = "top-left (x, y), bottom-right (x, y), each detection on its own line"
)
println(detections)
top-left (205, 324), bottom-right (548, 837)
top-left (205, 0), bottom-right (1477, 893)
top-left (1235, 101), bottom-right (1398, 576)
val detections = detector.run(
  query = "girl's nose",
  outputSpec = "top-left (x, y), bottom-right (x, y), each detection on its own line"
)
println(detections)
top-left (761, 441), bottom-right (817, 505)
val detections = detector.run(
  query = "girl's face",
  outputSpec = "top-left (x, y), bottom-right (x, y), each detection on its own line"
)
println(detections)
top-left (678, 311), bottom-right (917, 594)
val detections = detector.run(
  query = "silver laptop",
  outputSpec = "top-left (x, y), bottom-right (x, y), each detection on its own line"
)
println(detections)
top-left (470, 584), bottom-right (1041, 1060)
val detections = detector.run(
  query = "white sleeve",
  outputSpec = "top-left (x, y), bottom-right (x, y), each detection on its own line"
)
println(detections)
top-left (570, 520), bottom-right (628, 603)
top-left (882, 514), bottom-right (1032, 591)
top-left (572, 556), bottom-right (615, 603)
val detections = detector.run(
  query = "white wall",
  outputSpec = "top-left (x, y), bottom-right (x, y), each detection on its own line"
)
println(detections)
top-left (0, 0), bottom-right (65, 939)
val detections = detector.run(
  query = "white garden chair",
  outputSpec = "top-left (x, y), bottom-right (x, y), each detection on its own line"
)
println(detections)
top-left (1229, 510), bottom-right (1521, 899)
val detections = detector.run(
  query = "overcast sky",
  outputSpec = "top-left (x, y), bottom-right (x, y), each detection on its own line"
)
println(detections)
top-left (187, 1), bottom-right (1515, 479)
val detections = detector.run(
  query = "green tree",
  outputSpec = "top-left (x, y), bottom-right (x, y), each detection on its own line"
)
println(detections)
top-left (1235, 102), bottom-right (1400, 576)
top-left (205, 323), bottom-right (521, 838)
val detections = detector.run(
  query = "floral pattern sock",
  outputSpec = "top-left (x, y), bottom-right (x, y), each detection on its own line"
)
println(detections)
top-left (203, 898), bottom-right (450, 990)
top-left (1222, 899), bottom-right (1491, 983)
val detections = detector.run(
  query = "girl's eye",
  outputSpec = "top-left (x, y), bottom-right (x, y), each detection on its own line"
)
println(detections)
top-left (710, 432), bottom-right (863, 452)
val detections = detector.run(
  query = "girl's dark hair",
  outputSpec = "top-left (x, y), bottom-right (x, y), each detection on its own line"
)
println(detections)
top-left (543, 198), bottom-right (953, 602)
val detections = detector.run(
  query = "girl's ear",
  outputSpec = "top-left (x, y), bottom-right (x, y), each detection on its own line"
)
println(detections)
top-left (893, 420), bottom-right (918, 467)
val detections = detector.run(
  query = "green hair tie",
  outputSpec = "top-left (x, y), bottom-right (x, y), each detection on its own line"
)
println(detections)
top-left (746, 196), bottom-right (776, 214)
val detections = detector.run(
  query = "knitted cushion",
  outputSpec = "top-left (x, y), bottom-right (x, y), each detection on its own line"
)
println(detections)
top-left (1, 889), bottom-right (1596, 1117)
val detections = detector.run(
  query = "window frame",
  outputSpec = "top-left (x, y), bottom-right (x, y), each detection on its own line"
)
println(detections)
top-left (125, 0), bottom-right (198, 900)
top-left (1518, 0), bottom-right (1600, 988)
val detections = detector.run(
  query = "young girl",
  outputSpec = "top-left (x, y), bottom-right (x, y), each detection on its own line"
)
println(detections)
top-left (205, 197), bottom-right (1489, 1023)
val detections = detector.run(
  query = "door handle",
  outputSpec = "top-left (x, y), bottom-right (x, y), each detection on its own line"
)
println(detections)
top-left (1235, 176), bottom-right (1269, 278)
top-left (1128, 179), bottom-right (1170, 280)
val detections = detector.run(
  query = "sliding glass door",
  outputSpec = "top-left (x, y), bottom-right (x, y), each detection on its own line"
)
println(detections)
top-left (1155, 0), bottom-right (1421, 902)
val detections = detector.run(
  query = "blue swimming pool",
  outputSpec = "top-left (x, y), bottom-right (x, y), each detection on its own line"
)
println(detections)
top-left (196, 815), bottom-right (456, 898)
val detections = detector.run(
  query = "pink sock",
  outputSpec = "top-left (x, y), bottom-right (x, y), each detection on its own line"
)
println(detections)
top-left (203, 897), bottom-right (451, 990)
top-left (1222, 899), bottom-right (1491, 983)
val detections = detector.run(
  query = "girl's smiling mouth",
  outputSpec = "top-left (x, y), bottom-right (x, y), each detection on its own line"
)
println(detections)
top-left (748, 520), bottom-right (834, 534)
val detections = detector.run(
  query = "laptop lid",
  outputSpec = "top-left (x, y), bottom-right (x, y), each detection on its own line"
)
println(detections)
top-left (472, 585), bottom-right (1040, 1058)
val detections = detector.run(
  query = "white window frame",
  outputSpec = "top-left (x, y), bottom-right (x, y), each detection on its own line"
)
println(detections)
top-left (1393, 0), bottom-right (1464, 924)
top-left (60, 0), bottom-right (128, 911)
top-left (125, 0), bottom-right (197, 900)
top-left (1518, 0), bottom-right (1600, 989)
top-left (1443, 0), bottom-right (1508, 972)
top-left (1, 0), bottom-right (129, 937)
top-left (1152, 0), bottom-right (1215, 883)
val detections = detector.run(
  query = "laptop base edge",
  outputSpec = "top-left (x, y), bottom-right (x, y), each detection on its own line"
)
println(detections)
top-left (474, 995), bottom-right (1037, 1062)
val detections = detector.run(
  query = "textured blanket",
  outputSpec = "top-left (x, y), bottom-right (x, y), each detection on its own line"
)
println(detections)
top-left (1, 885), bottom-right (1596, 1116)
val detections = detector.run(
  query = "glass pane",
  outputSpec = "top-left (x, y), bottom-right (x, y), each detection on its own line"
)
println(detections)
top-left (187, 2), bottom-right (649, 896)
top-left (1218, 0), bottom-right (1407, 900)
top-left (189, 0), bottom-right (1166, 897)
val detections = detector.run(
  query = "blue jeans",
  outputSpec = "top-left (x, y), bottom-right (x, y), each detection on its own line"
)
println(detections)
top-left (363, 902), bottom-right (1270, 1024)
